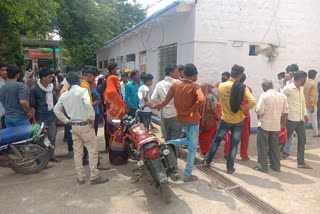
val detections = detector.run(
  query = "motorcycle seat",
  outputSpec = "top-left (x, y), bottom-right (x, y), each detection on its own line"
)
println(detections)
top-left (0, 125), bottom-right (36, 145)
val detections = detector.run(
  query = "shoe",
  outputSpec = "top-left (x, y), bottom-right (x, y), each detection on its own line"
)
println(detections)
top-left (202, 159), bottom-right (210, 167)
top-left (224, 155), bottom-right (227, 160)
top-left (253, 166), bottom-right (268, 173)
top-left (50, 157), bottom-right (62, 162)
top-left (90, 176), bottom-right (109, 184)
top-left (242, 157), bottom-right (250, 161)
top-left (312, 134), bottom-right (320, 138)
top-left (270, 167), bottom-right (280, 172)
top-left (297, 164), bottom-right (312, 169)
top-left (45, 163), bottom-right (54, 169)
top-left (280, 152), bottom-right (289, 160)
top-left (227, 168), bottom-right (236, 174)
top-left (77, 178), bottom-right (85, 184)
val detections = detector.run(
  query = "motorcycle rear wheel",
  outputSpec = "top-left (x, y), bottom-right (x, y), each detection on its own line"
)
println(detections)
top-left (159, 182), bottom-right (172, 204)
top-left (10, 143), bottom-right (50, 174)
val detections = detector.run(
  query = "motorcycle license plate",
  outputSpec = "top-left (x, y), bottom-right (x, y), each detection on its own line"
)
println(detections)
top-left (44, 137), bottom-right (51, 147)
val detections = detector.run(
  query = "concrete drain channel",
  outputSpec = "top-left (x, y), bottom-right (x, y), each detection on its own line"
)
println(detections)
top-left (178, 149), bottom-right (283, 214)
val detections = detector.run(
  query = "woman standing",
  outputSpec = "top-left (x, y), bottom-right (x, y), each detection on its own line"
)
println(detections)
top-left (198, 83), bottom-right (218, 155)
top-left (104, 75), bottom-right (128, 165)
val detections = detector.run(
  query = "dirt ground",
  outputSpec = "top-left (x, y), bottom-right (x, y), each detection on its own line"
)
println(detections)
top-left (0, 124), bottom-right (319, 214)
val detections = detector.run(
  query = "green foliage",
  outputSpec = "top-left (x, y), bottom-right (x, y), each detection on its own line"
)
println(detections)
top-left (56, 0), bottom-right (146, 66)
top-left (0, 0), bottom-right (59, 66)
top-left (0, 0), bottom-right (146, 66)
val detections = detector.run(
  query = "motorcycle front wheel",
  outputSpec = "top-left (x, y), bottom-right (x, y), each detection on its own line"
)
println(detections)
top-left (159, 182), bottom-right (172, 203)
top-left (10, 143), bottom-right (50, 174)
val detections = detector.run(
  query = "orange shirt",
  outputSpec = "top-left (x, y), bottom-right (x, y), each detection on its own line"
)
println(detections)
top-left (153, 79), bottom-right (205, 124)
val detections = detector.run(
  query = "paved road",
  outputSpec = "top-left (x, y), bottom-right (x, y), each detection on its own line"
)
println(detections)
top-left (0, 125), bottom-right (319, 214)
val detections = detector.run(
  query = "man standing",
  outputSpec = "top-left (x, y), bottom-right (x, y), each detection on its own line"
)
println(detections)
top-left (255, 79), bottom-right (288, 172)
top-left (204, 65), bottom-right (256, 174)
top-left (120, 72), bottom-right (129, 101)
top-left (224, 74), bottom-right (252, 161)
top-left (150, 64), bottom-right (205, 182)
top-left (282, 71), bottom-right (312, 169)
top-left (0, 63), bottom-right (8, 129)
top-left (0, 65), bottom-right (31, 127)
top-left (54, 72), bottom-right (109, 184)
top-left (125, 70), bottom-right (143, 116)
top-left (304, 70), bottom-right (319, 137)
top-left (29, 67), bottom-right (60, 162)
top-left (151, 65), bottom-right (181, 141)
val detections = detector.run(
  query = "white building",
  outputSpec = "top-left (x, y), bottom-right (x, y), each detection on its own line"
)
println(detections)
top-left (95, 0), bottom-right (320, 127)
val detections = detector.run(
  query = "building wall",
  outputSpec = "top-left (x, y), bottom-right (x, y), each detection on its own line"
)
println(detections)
top-left (194, 0), bottom-right (320, 126)
top-left (96, 5), bottom-right (196, 85)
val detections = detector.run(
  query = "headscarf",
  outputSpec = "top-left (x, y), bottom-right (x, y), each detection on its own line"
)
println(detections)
top-left (200, 83), bottom-right (214, 119)
top-left (230, 81), bottom-right (246, 113)
top-left (104, 75), bottom-right (125, 120)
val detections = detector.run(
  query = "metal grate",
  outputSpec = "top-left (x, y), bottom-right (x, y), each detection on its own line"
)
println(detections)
top-left (178, 149), bottom-right (283, 214)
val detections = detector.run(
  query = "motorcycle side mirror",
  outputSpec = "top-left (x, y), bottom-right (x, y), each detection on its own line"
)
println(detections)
top-left (138, 91), bottom-right (143, 99)
top-left (112, 119), bottom-right (121, 124)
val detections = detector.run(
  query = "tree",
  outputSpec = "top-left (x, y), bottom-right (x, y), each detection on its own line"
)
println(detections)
top-left (0, 0), bottom-right (59, 66)
top-left (55, 0), bottom-right (146, 65)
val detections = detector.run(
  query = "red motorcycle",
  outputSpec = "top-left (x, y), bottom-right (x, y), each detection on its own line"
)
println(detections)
top-left (113, 103), bottom-right (179, 203)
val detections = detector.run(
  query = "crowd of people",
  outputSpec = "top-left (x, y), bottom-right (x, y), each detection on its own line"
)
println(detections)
top-left (0, 61), bottom-right (318, 184)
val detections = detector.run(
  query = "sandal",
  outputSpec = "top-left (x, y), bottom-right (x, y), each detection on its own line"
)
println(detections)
top-left (242, 157), bottom-right (250, 161)
top-left (297, 164), bottom-right (312, 169)
top-left (97, 164), bottom-right (111, 170)
top-left (183, 175), bottom-right (198, 182)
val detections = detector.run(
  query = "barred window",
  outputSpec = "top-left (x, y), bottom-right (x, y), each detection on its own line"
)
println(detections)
top-left (158, 44), bottom-right (177, 81)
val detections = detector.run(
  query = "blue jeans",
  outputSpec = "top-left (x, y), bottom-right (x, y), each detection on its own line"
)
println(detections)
top-left (5, 116), bottom-right (30, 128)
top-left (283, 134), bottom-right (294, 154)
top-left (205, 120), bottom-right (243, 171)
top-left (168, 123), bottom-right (199, 179)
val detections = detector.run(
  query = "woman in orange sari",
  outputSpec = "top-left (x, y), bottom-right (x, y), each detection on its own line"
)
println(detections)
top-left (198, 83), bottom-right (218, 155)
top-left (104, 75), bottom-right (128, 165)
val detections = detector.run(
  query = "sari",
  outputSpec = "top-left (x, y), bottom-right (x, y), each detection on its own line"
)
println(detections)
top-left (198, 83), bottom-right (217, 154)
top-left (104, 75), bottom-right (128, 165)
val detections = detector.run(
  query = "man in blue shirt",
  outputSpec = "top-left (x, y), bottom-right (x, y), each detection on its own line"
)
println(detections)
top-left (124, 70), bottom-right (143, 116)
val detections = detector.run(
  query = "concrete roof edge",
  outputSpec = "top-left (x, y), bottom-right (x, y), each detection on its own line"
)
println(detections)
top-left (97, 0), bottom-right (182, 50)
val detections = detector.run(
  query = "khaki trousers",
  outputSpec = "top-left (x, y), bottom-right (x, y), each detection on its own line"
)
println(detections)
top-left (72, 124), bottom-right (99, 181)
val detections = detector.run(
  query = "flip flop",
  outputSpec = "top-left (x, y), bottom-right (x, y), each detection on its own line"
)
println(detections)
top-left (183, 175), bottom-right (198, 182)
top-left (297, 164), bottom-right (312, 169)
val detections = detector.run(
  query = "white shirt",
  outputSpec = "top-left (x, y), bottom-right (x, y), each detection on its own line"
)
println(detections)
top-left (282, 82), bottom-right (307, 122)
top-left (151, 76), bottom-right (178, 118)
top-left (256, 89), bottom-right (289, 132)
top-left (54, 85), bottom-right (95, 124)
top-left (120, 81), bottom-right (126, 100)
top-left (0, 77), bottom-right (6, 116)
top-left (61, 78), bottom-right (67, 85)
top-left (139, 85), bottom-right (151, 112)
top-left (95, 74), bottom-right (104, 84)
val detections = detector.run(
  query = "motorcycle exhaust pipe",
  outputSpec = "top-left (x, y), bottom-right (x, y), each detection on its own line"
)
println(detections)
top-left (168, 171), bottom-right (180, 181)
